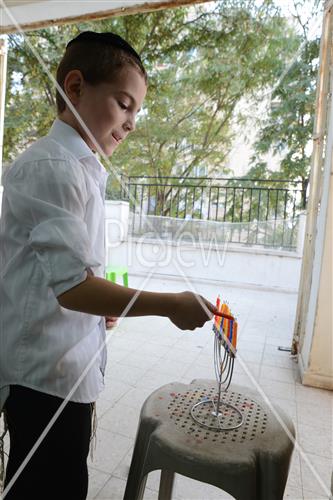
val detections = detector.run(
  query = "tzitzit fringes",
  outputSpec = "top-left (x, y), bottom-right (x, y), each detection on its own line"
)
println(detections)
top-left (0, 410), bottom-right (8, 494)
top-left (89, 402), bottom-right (97, 461)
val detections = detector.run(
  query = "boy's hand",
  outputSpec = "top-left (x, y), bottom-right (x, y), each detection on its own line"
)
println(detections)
top-left (168, 291), bottom-right (217, 331)
top-left (105, 316), bottom-right (118, 330)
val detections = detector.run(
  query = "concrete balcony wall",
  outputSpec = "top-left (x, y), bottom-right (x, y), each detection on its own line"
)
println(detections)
top-left (104, 200), bottom-right (129, 243)
top-left (109, 239), bottom-right (302, 292)
top-left (107, 240), bottom-right (302, 292)
top-left (105, 202), bottom-right (304, 293)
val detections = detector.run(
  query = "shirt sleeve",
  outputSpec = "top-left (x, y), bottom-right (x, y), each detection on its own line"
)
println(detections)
top-left (4, 158), bottom-right (102, 297)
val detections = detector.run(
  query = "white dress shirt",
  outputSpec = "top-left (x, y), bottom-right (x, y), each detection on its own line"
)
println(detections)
top-left (0, 119), bottom-right (109, 411)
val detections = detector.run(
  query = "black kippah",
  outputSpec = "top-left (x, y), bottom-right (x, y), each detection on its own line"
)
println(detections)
top-left (66, 31), bottom-right (142, 64)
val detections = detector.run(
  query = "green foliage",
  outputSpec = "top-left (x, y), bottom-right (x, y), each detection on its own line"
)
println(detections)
top-left (251, 16), bottom-right (320, 208)
top-left (109, 1), bottom-right (297, 187)
top-left (4, 0), bottom-right (299, 196)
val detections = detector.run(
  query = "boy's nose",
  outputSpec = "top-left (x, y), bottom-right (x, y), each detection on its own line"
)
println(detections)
top-left (124, 116), bottom-right (135, 132)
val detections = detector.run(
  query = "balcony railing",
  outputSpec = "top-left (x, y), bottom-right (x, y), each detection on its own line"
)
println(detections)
top-left (109, 176), bottom-right (307, 250)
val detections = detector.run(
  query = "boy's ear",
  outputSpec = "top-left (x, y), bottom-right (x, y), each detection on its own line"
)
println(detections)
top-left (63, 70), bottom-right (84, 106)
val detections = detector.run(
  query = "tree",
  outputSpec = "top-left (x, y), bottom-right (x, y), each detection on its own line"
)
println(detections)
top-left (251, 2), bottom-right (320, 209)
top-left (109, 1), bottom-right (298, 182)
top-left (4, 26), bottom-right (75, 162)
top-left (4, 0), bottom-right (299, 204)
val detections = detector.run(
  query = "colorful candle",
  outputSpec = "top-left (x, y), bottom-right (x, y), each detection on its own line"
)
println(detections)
top-left (212, 297), bottom-right (238, 355)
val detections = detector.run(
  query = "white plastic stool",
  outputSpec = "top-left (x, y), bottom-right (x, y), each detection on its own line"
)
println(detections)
top-left (123, 379), bottom-right (295, 500)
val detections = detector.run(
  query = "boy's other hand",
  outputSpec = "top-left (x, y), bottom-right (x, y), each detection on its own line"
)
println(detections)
top-left (105, 316), bottom-right (118, 330)
top-left (168, 292), bottom-right (217, 331)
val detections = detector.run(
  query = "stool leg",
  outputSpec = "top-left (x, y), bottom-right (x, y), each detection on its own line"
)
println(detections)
top-left (158, 470), bottom-right (175, 500)
top-left (123, 272), bottom-right (128, 287)
top-left (136, 474), bottom-right (148, 500)
top-left (124, 468), bottom-right (147, 500)
top-left (111, 272), bottom-right (116, 283)
top-left (123, 432), bottom-right (149, 500)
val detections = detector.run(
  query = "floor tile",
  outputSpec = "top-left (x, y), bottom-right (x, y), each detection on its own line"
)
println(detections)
top-left (236, 339), bottom-right (265, 353)
top-left (136, 368), bottom-right (183, 390)
top-left (298, 423), bottom-right (332, 459)
top-left (99, 404), bottom-right (140, 439)
top-left (105, 362), bottom-right (148, 386)
top-left (122, 352), bottom-right (161, 370)
top-left (88, 428), bottom-right (133, 474)
top-left (174, 475), bottom-right (234, 499)
top-left (296, 385), bottom-right (333, 408)
top-left (135, 342), bottom-right (173, 358)
top-left (116, 387), bottom-right (155, 410)
top-left (95, 475), bottom-right (162, 499)
top-left (87, 467), bottom-right (110, 499)
top-left (264, 343), bottom-right (293, 356)
top-left (182, 363), bottom-right (215, 382)
top-left (194, 353), bottom-right (215, 368)
top-left (108, 336), bottom-right (144, 353)
top-left (93, 475), bottom-right (127, 499)
top-left (300, 452), bottom-right (333, 496)
top-left (266, 335), bottom-right (294, 348)
top-left (143, 487), bottom-right (165, 499)
top-left (111, 448), bottom-right (133, 480)
top-left (96, 397), bottom-right (116, 419)
top-left (107, 347), bottom-right (132, 364)
top-left (283, 485), bottom-right (304, 499)
top-left (155, 358), bottom-right (189, 378)
top-left (302, 490), bottom-right (331, 500)
top-left (236, 348), bottom-right (263, 364)
top-left (260, 364), bottom-right (298, 384)
top-left (259, 380), bottom-right (296, 401)
top-left (234, 361), bottom-right (261, 379)
top-left (162, 347), bottom-right (200, 364)
top-left (229, 371), bottom-right (258, 390)
top-left (271, 397), bottom-right (297, 421)
top-left (101, 380), bottom-right (133, 405)
top-left (262, 351), bottom-right (298, 370)
top-left (286, 451), bottom-right (302, 491)
top-left (148, 331), bottom-right (182, 347)
top-left (145, 469), bottom-right (162, 492)
top-left (297, 400), bottom-right (332, 430)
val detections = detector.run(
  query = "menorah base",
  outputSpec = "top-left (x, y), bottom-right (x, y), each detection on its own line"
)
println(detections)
top-left (191, 397), bottom-right (244, 431)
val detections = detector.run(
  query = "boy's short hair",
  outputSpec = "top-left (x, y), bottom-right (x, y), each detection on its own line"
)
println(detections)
top-left (56, 31), bottom-right (148, 113)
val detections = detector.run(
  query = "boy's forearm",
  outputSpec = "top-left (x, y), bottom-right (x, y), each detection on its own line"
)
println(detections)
top-left (57, 274), bottom-right (176, 317)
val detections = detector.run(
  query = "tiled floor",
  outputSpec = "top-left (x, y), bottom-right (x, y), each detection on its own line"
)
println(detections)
top-left (87, 275), bottom-right (332, 500)
top-left (0, 275), bottom-right (332, 499)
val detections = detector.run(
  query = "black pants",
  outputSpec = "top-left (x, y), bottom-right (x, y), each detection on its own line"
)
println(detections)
top-left (4, 385), bottom-right (93, 500)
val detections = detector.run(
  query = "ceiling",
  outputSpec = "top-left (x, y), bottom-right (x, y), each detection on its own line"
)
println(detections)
top-left (0, 0), bottom-right (209, 33)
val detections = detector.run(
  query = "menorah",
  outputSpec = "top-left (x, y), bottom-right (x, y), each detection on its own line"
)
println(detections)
top-left (191, 297), bottom-right (244, 431)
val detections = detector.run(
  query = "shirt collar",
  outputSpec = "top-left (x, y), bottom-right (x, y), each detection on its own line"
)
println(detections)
top-left (48, 118), bottom-right (109, 182)
top-left (48, 118), bottom-right (95, 161)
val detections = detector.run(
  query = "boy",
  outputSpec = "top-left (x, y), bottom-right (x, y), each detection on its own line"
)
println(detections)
top-left (0, 31), bottom-right (217, 499)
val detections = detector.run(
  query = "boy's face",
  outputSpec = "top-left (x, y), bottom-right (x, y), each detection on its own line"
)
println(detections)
top-left (74, 66), bottom-right (147, 156)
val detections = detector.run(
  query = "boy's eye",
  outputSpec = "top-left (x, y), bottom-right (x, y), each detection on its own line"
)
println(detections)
top-left (118, 101), bottom-right (128, 110)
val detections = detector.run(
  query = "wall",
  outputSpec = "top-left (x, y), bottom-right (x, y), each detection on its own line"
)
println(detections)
top-left (105, 201), bottom-right (304, 293)
top-left (107, 239), bottom-right (303, 293)
top-left (300, 175), bottom-right (332, 390)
